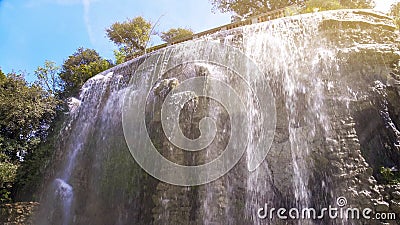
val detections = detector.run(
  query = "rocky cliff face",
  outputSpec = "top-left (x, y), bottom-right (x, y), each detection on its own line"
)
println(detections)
top-left (33, 9), bottom-right (400, 225)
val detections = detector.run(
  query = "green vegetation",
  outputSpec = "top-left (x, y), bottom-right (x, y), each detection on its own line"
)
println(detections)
top-left (303, 0), bottom-right (343, 13)
top-left (390, 2), bottom-right (400, 29)
top-left (1, 47), bottom-right (114, 201)
top-left (160, 28), bottom-right (194, 43)
top-left (0, 70), bottom-right (58, 202)
top-left (13, 112), bottom-right (65, 201)
top-left (0, 14), bottom-right (150, 202)
top-left (34, 60), bottom-right (61, 96)
top-left (113, 49), bottom-right (127, 65)
top-left (59, 47), bottom-right (113, 98)
top-left (0, 73), bottom-right (58, 160)
top-left (100, 146), bottom-right (142, 201)
top-left (0, 47), bottom-right (113, 202)
top-left (106, 16), bottom-right (195, 63)
top-left (337, 0), bottom-right (374, 9)
top-left (210, 0), bottom-right (373, 18)
top-left (210, 0), bottom-right (304, 19)
top-left (380, 167), bottom-right (400, 184)
top-left (106, 16), bottom-right (153, 60)
top-left (0, 157), bottom-right (18, 203)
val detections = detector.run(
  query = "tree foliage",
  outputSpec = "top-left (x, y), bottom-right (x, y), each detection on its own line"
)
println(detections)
top-left (106, 16), bottom-right (152, 58)
top-left (0, 70), bottom-right (58, 202)
top-left (13, 113), bottom-right (65, 201)
top-left (392, 2), bottom-right (400, 16)
top-left (391, 2), bottom-right (400, 29)
top-left (0, 73), bottom-right (58, 160)
top-left (113, 49), bottom-right (127, 65)
top-left (210, 0), bottom-right (373, 18)
top-left (0, 152), bottom-right (18, 202)
top-left (160, 28), bottom-right (194, 43)
top-left (0, 69), bottom-right (5, 80)
top-left (59, 47), bottom-right (112, 97)
top-left (337, 0), bottom-right (374, 9)
top-left (34, 60), bottom-right (61, 95)
top-left (210, 0), bottom-right (304, 18)
top-left (380, 166), bottom-right (400, 184)
top-left (303, 0), bottom-right (343, 13)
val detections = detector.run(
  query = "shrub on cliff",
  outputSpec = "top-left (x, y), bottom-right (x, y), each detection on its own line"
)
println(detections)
top-left (210, 0), bottom-right (304, 19)
top-left (106, 16), bottom-right (153, 61)
top-left (390, 2), bottom-right (400, 29)
top-left (209, 0), bottom-right (373, 18)
top-left (380, 167), bottom-right (400, 184)
top-left (160, 28), bottom-right (194, 43)
top-left (303, 0), bottom-right (344, 13)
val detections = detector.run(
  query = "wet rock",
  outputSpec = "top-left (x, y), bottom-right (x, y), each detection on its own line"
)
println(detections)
top-left (375, 201), bottom-right (390, 212)
top-left (391, 191), bottom-right (400, 200)
top-left (389, 200), bottom-right (400, 214)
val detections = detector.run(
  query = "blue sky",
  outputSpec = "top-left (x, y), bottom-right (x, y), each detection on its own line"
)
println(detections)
top-left (0, 0), bottom-right (397, 82)
top-left (0, 0), bottom-right (231, 82)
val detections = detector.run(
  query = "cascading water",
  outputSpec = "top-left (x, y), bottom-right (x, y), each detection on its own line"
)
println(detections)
top-left (35, 9), bottom-right (399, 225)
top-left (242, 13), bottom-right (338, 225)
top-left (53, 179), bottom-right (73, 225)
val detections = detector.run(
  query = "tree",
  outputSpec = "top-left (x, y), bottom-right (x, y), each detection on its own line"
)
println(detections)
top-left (0, 152), bottom-right (18, 203)
top-left (160, 28), bottom-right (194, 43)
top-left (34, 60), bottom-right (61, 95)
top-left (210, 0), bottom-right (372, 18)
top-left (13, 112), bottom-right (65, 201)
top-left (0, 71), bottom-right (58, 202)
top-left (210, 0), bottom-right (304, 18)
top-left (337, 0), bottom-right (373, 9)
top-left (113, 49), bottom-right (127, 65)
top-left (390, 2), bottom-right (400, 29)
top-left (0, 73), bottom-right (57, 159)
top-left (106, 16), bottom-right (152, 58)
top-left (0, 69), bottom-right (5, 80)
top-left (303, 0), bottom-right (343, 13)
top-left (0, 159), bottom-right (18, 203)
top-left (59, 47), bottom-right (113, 97)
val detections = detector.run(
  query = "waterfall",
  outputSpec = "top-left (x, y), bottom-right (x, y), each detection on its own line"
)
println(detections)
top-left (242, 12), bottom-right (337, 220)
top-left (53, 179), bottom-right (73, 225)
top-left (35, 9), bottom-right (399, 225)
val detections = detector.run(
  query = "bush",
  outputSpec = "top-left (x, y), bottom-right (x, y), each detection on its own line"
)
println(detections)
top-left (303, 0), bottom-right (344, 13)
top-left (390, 3), bottom-right (400, 29)
top-left (380, 166), bottom-right (400, 184)
top-left (0, 161), bottom-right (18, 203)
top-left (160, 28), bottom-right (194, 43)
top-left (13, 113), bottom-right (66, 202)
top-left (391, 16), bottom-right (400, 31)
